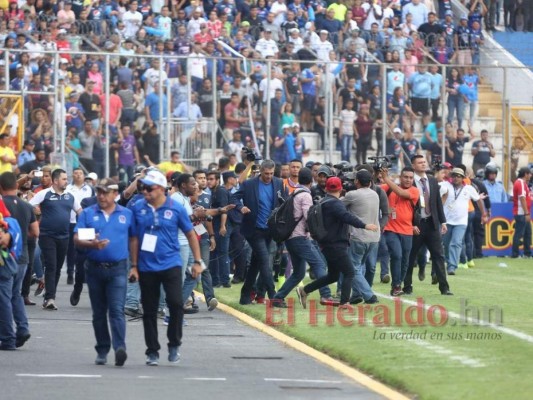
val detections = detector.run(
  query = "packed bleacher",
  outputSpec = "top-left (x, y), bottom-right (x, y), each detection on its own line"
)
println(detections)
top-left (0, 0), bottom-right (507, 178)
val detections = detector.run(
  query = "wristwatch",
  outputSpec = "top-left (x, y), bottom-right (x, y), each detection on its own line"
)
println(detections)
top-left (193, 260), bottom-right (202, 265)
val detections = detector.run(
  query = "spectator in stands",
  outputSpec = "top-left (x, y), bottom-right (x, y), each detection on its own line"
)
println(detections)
top-left (447, 128), bottom-right (470, 167)
top-left (469, 20), bottom-right (484, 65)
top-left (402, 0), bottom-right (428, 28)
top-left (461, 67), bottom-right (479, 128)
top-left (446, 67), bottom-right (464, 129)
top-left (354, 104), bottom-right (374, 165)
top-left (122, 0), bottom-right (143, 39)
top-left (0, 134), bottom-right (16, 173)
top-left (408, 64), bottom-right (432, 116)
top-left (431, 36), bottom-right (455, 64)
top-left (418, 12), bottom-right (443, 47)
top-left (471, 129), bottom-right (496, 172)
top-left (454, 15), bottom-right (472, 66)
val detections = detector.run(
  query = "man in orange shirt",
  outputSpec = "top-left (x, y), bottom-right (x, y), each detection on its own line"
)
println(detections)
top-left (283, 159), bottom-right (302, 194)
top-left (380, 167), bottom-right (420, 296)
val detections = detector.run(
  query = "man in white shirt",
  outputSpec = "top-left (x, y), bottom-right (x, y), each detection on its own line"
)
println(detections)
top-left (188, 43), bottom-right (207, 92)
top-left (143, 58), bottom-right (169, 96)
top-left (401, 0), bottom-right (428, 28)
top-left (312, 30), bottom-right (334, 62)
top-left (441, 168), bottom-right (487, 275)
top-left (255, 30), bottom-right (279, 58)
top-left (362, 1), bottom-right (383, 30)
top-left (270, 0), bottom-right (288, 26)
top-left (122, 1), bottom-right (143, 39)
top-left (187, 8), bottom-right (207, 37)
top-left (66, 168), bottom-right (95, 300)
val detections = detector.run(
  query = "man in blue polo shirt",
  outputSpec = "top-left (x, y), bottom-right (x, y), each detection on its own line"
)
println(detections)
top-left (408, 65), bottom-right (433, 116)
top-left (129, 170), bottom-right (202, 366)
top-left (74, 179), bottom-right (134, 367)
top-left (30, 169), bottom-right (81, 311)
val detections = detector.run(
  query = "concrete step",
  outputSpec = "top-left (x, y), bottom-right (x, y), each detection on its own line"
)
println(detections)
top-left (478, 92), bottom-right (502, 102)
top-left (300, 131), bottom-right (320, 151)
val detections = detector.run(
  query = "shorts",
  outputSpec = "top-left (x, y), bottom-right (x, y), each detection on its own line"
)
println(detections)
top-left (411, 97), bottom-right (430, 116)
top-left (302, 94), bottom-right (316, 111)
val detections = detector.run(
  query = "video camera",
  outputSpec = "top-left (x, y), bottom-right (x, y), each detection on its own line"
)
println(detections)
top-left (242, 147), bottom-right (261, 162)
top-left (368, 155), bottom-right (396, 172)
top-left (431, 155), bottom-right (443, 171)
top-left (333, 161), bottom-right (357, 192)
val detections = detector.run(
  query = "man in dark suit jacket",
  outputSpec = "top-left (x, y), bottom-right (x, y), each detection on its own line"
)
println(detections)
top-left (231, 160), bottom-right (287, 304)
top-left (404, 155), bottom-right (453, 296)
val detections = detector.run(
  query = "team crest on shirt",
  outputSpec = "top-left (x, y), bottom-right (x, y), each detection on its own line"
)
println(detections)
top-left (64, 194), bottom-right (70, 200)
top-left (164, 210), bottom-right (173, 220)
top-left (118, 215), bottom-right (126, 224)
top-left (93, 216), bottom-right (99, 221)
top-left (140, 209), bottom-right (147, 215)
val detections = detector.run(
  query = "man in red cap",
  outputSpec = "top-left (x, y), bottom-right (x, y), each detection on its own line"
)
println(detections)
top-left (296, 177), bottom-right (378, 307)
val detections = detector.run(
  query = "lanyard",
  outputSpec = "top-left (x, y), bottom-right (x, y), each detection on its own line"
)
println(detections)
top-left (453, 185), bottom-right (464, 201)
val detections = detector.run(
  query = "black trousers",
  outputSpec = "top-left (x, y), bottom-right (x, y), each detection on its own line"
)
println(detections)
top-left (67, 223), bottom-right (77, 277)
top-left (404, 219), bottom-right (450, 294)
top-left (139, 266), bottom-right (183, 355)
top-left (304, 245), bottom-right (354, 305)
top-left (229, 225), bottom-right (247, 280)
top-left (40, 235), bottom-right (69, 301)
top-left (473, 209), bottom-right (485, 258)
top-left (240, 229), bottom-right (276, 303)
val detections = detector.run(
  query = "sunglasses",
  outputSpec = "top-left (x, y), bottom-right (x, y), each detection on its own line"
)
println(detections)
top-left (451, 174), bottom-right (463, 178)
top-left (142, 185), bottom-right (158, 192)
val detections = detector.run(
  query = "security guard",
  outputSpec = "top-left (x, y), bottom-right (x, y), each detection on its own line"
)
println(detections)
top-left (74, 179), bottom-right (135, 367)
top-left (129, 170), bottom-right (202, 366)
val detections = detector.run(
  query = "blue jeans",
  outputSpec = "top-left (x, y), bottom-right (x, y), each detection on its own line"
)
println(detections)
top-left (340, 134), bottom-right (353, 162)
top-left (363, 240), bottom-right (379, 286)
top-left (125, 258), bottom-right (140, 310)
top-left (378, 235), bottom-right (390, 280)
top-left (274, 236), bottom-right (330, 301)
top-left (350, 240), bottom-right (378, 300)
top-left (447, 95), bottom-right (464, 128)
top-left (85, 259), bottom-right (128, 355)
top-left (12, 263), bottom-right (29, 338)
top-left (512, 215), bottom-right (532, 257)
top-left (443, 224), bottom-right (467, 272)
top-left (0, 272), bottom-right (15, 348)
top-left (384, 231), bottom-right (413, 288)
top-left (33, 242), bottom-right (43, 279)
top-left (209, 223), bottom-right (232, 286)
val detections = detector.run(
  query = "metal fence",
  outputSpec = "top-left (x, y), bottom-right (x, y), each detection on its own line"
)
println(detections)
top-left (0, 47), bottom-right (532, 188)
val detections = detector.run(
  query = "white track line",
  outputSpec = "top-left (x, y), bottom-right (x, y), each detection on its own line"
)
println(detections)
top-left (183, 377), bottom-right (227, 381)
top-left (265, 378), bottom-right (343, 384)
top-left (384, 330), bottom-right (486, 368)
top-left (375, 292), bottom-right (533, 345)
top-left (17, 374), bottom-right (101, 378)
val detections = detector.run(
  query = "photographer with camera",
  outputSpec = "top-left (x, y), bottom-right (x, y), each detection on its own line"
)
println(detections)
top-left (404, 155), bottom-right (452, 296)
top-left (379, 166), bottom-right (420, 296)
top-left (311, 165), bottom-right (334, 204)
top-left (238, 146), bottom-right (261, 185)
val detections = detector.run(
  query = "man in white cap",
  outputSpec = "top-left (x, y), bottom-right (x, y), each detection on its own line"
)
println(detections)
top-left (129, 169), bottom-right (203, 366)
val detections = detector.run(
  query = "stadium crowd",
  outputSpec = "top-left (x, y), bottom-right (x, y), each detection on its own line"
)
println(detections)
top-left (0, 0), bottom-right (532, 368)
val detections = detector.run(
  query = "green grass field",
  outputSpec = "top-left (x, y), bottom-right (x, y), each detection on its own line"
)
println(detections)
top-left (212, 257), bottom-right (533, 400)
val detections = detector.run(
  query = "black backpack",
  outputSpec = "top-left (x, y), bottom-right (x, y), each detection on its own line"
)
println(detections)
top-left (307, 197), bottom-right (335, 242)
top-left (267, 190), bottom-right (306, 243)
